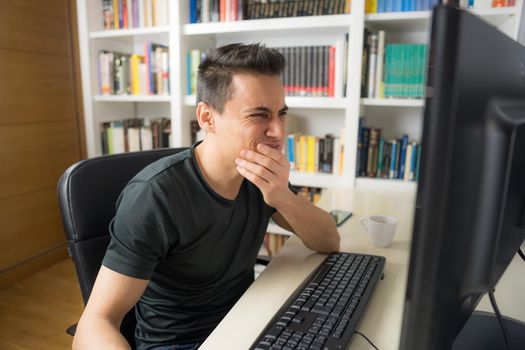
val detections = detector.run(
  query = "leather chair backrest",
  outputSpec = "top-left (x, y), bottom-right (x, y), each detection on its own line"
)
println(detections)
top-left (57, 148), bottom-right (186, 347)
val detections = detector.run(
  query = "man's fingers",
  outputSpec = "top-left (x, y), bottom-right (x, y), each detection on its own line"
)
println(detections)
top-left (256, 143), bottom-right (289, 166)
top-left (236, 158), bottom-right (276, 181)
top-left (236, 166), bottom-right (268, 190)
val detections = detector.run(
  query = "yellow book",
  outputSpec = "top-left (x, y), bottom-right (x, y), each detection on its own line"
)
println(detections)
top-left (130, 54), bottom-right (142, 95)
top-left (369, 0), bottom-right (378, 13)
top-left (113, 0), bottom-right (119, 29)
top-left (298, 135), bottom-right (307, 172)
top-left (306, 135), bottom-right (316, 173)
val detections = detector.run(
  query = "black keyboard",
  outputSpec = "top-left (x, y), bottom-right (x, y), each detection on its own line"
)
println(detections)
top-left (250, 252), bottom-right (385, 350)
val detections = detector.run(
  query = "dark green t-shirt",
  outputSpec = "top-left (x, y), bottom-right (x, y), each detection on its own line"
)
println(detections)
top-left (102, 144), bottom-right (275, 349)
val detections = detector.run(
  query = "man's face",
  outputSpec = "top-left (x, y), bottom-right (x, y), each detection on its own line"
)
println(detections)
top-left (213, 73), bottom-right (287, 162)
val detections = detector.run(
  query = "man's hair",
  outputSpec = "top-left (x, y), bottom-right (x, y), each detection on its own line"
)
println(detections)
top-left (196, 43), bottom-right (286, 113)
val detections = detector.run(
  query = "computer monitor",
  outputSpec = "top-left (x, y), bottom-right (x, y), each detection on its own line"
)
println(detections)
top-left (400, 5), bottom-right (525, 350)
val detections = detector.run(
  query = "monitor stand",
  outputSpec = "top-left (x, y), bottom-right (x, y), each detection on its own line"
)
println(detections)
top-left (452, 311), bottom-right (525, 350)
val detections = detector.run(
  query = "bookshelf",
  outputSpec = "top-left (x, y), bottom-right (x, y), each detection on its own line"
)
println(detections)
top-left (75, 0), bottom-right (524, 193)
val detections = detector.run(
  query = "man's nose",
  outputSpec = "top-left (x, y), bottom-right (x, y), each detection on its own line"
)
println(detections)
top-left (266, 115), bottom-right (285, 138)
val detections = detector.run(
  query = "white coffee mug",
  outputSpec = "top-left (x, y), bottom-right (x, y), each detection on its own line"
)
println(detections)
top-left (360, 215), bottom-right (398, 248)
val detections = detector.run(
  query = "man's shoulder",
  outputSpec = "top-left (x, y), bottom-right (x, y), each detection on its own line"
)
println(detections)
top-left (132, 148), bottom-right (193, 184)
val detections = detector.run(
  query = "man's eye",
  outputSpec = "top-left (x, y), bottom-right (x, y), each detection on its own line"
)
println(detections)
top-left (251, 113), bottom-right (267, 118)
top-left (278, 112), bottom-right (287, 118)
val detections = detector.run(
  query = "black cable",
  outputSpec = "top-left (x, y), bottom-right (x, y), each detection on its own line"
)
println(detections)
top-left (518, 248), bottom-right (525, 262)
top-left (354, 331), bottom-right (380, 350)
top-left (488, 290), bottom-right (512, 350)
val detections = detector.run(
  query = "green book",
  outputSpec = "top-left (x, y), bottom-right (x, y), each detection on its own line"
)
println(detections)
top-left (377, 137), bottom-right (384, 178)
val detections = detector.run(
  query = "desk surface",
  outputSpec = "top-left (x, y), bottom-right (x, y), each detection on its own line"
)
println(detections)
top-left (199, 187), bottom-right (525, 350)
top-left (200, 188), bottom-right (417, 350)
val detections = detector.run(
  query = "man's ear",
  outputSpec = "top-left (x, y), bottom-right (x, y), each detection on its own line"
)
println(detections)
top-left (196, 102), bottom-right (215, 133)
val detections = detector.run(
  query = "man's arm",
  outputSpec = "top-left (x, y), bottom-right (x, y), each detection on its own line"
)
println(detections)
top-left (73, 266), bottom-right (149, 350)
top-left (236, 143), bottom-right (340, 253)
top-left (271, 197), bottom-right (339, 253)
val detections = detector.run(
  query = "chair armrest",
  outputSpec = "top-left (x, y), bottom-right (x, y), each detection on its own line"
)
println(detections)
top-left (66, 323), bottom-right (77, 336)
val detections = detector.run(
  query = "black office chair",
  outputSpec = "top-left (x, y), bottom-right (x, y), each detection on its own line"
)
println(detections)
top-left (57, 148), bottom-right (271, 348)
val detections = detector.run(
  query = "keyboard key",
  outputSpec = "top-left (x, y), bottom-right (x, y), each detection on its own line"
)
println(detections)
top-left (312, 305), bottom-right (331, 315)
top-left (265, 326), bottom-right (283, 339)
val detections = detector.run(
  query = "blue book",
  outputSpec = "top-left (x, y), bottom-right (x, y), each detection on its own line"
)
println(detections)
top-left (190, 0), bottom-right (196, 23)
top-left (398, 135), bottom-right (409, 179)
top-left (287, 134), bottom-right (295, 169)
top-left (377, 0), bottom-right (385, 13)
top-left (386, 0), bottom-right (394, 12)
top-left (389, 140), bottom-right (397, 178)
top-left (410, 142), bottom-right (418, 180)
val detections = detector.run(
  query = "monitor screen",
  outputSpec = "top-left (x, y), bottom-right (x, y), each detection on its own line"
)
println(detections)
top-left (400, 5), bottom-right (525, 350)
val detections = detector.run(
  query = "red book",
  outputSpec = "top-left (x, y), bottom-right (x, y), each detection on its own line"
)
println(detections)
top-left (231, 0), bottom-right (238, 21)
top-left (122, 0), bottom-right (128, 28)
top-left (492, 0), bottom-right (506, 7)
top-left (328, 46), bottom-right (336, 97)
top-left (220, 0), bottom-right (226, 22)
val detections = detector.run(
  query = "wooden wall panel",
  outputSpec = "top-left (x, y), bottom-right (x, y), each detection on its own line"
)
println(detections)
top-left (0, 121), bottom-right (80, 199)
top-left (0, 0), bottom-right (69, 55)
top-left (0, 186), bottom-right (65, 270)
top-left (0, 49), bottom-right (77, 125)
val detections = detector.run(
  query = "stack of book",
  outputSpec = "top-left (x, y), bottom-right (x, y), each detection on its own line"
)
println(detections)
top-left (100, 117), bottom-right (171, 154)
top-left (186, 49), bottom-right (211, 95)
top-left (187, 41), bottom-right (348, 98)
top-left (365, 0), bottom-right (514, 14)
top-left (356, 118), bottom-right (421, 182)
top-left (188, 0), bottom-right (351, 23)
top-left (99, 43), bottom-right (169, 96)
top-left (276, 43), bottom-right (348, 98)
top-left (102, 0), bottom-right (169, 30)
top-left (365, 0), bottom-right (440, 13)
top-left (286, 132), bottom-right (344, 175)
top-left (361, 30), bottom-right (428, 99)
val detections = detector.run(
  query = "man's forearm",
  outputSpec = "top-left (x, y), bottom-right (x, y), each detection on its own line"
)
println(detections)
top-left (276, 194), bottom-right (340, 253)
top-left (73, 314), bottom-right (130, 350)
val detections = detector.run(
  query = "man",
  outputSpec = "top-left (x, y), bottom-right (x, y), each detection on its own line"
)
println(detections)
top-left (73, 43), bottom-right (339, 350)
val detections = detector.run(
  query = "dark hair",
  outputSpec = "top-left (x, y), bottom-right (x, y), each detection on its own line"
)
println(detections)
top-left (196, 43), bottom-right (286, 113)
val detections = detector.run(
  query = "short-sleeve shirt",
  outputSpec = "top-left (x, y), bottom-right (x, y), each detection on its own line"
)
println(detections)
top-left (102, 143), bottom-right (275, 349)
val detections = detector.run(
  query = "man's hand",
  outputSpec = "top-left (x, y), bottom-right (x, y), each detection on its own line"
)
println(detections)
top-left (235, 143), bottom-right (292, 208)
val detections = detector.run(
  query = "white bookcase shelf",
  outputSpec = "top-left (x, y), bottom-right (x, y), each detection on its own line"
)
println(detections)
top-left (90, 26), bottom-right (170, 39)
top-left (361, 98), bottom-right (424, 108)
top-left (94, 95), bottom-right (171, 102)
top-left (183, 14), bottom-right (353, 36)
top-left (355, 177), bottom-right (417, 191)
top-left (185, 95), bottom-right (348, 109)
top-left (289, 171), bottom-right (345, 188)
top-left (365, 7), bottom-right (519, 32)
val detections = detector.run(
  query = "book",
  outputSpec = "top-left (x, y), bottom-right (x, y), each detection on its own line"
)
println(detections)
top-left (103, 0), bottom-right (114, 29)
top-left (374, 30), bottom-right (385, 98)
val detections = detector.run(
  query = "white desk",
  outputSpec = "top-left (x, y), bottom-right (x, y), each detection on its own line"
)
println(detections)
top-left (200, 188), bottom-right (416, 350)
top-left (199, 187), bottom-right (525, 350)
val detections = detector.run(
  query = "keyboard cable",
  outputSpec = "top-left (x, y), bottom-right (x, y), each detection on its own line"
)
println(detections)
top-left (354, 331), bottom-right (381, 350)
top-left (489, 290), bottom-right (512, 350)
